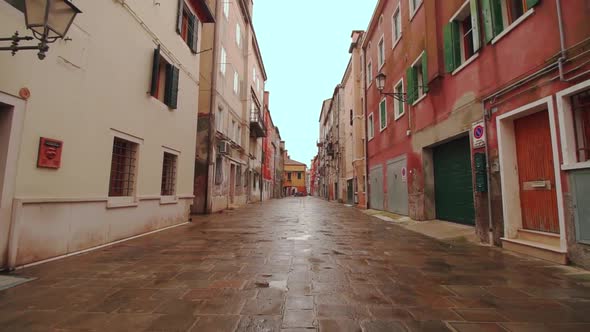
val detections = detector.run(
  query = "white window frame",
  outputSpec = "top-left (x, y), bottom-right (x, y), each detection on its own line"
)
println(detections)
top-left (233, 71), bottom-right (239, 95)
top-left (220, 46), bottom-right (227, 75)
top-left (392, 5), bottom-right (402, 48)
top-left (379, 98), bottom-right (387, 131)
top-left (367, 60), bottom-right (373, 87)
top-left (557, 79), bottom-right (590, 170)
top-left (411, 51), bottom-right (427, 106)
top-left (217, 107), bottom-right (224, 133)
top-left (449, 0), bottom-right (479, 73)
top-left (107, 130), bottom-right (143, 209)
top-left (368, 113), bottom-right (375, 140)
top-left (236, 24), bottom-right (242, 48)
top-left (223, 0), bottom-right (229, 19)
top-left (394, 78), bottom-right (405, 120)
top-left (409, 0), bottom-right (423, 21)
top-left (160, 147), bottom-right (180, 204)
top-left (377, 35), bottom-right (385, 69)
top-left (491, 5), bottom-right (535, 45)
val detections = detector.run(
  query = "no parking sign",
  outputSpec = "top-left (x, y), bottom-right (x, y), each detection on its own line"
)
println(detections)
top-left (472, 121), bottom-right (486, 149)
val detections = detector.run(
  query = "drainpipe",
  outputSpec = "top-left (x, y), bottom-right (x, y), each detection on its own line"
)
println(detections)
top-left (203, 0), bottom-right (220, 214)
top-left (556, 0), bottom-right (567, 81)
top-left (483, 107), bottom-right (494, 245)
top-left (362, 47), bottom-right (369, 209)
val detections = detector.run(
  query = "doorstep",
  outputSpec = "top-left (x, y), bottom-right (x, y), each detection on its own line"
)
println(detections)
top-left (0, 274), bottom-right (35, 291)
top-left (502, 232), bottom-right (567, 265)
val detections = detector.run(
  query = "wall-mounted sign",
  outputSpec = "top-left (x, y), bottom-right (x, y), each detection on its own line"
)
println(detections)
top-left (401, 167), bottom-right (407, 183)
top-left (472, 121), bottom-right (486, 149)
top-left (37, 137), bottom-right (63, 169)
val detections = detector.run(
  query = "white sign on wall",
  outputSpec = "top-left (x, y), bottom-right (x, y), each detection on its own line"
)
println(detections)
top-left (472, 121), bottom-right (486, 149)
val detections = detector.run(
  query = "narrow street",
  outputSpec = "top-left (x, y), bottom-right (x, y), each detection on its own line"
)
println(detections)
top-left (0, 197), bottom-right (589, 331)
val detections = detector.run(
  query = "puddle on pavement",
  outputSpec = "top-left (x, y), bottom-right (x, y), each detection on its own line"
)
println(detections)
top-left (268, 280), bottom-right (288, 291)
top-left (286, 234), bottom-right (311, 241)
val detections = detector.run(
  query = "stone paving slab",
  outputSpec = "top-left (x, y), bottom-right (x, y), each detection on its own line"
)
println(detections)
top-left (0, 197), bottom-right (590, 331)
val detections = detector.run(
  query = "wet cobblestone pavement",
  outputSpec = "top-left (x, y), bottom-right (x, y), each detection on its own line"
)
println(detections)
top-left (2, 197), bottom-right (590, 331)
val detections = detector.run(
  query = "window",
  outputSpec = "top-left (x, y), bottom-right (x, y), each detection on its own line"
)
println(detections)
top-left (482, 0), bottom-right (540, 43)
top-left (350, 109), bottom-right (353, 126)
top-left (368, 113), bottom-right (375, 139)
top-left (217, 108), bottom-right (224, 133)
top-left (298, 172), bottom-right (302, 180)
top-left (109, 137), bottom-right (138, 197)
top-left (223, 0), bottom-right (229, 19)
top-left (236, 126), bottom-right (241, 146)
top-left (236, 165), bottom-right (242, 186)
top-left (406, 51), bottom-right (429, 104)
top-left (231, 120), bottom-right (236, 141)
top-left (177, 1), bottom-right (199, 53)
top-left (444, 0), bottom-right (481, 73)
top-left (220, 47), bottom-right (227, 75)
top-left (253, 67), bottom-right (257, 82)
top-left (236, 24), bottom-right (242, 48)
top-left (215, 156), bottom-right (223, 185)
top-left (6, 0), bottom-right (24, 12)
top-left (377, 36), bottom-right (385, 68)
top-left (379, 99), bottom-right (387, 131)
top-left (161, 152), bottom-right (177, 196)
top-left (367, 61), bottom-right (373, 86)
top-left (392, 7), bottom-right (402, 45)
top-left (233, 71), bottom-right (240, 95)
top-left (394, 79), bottom-right (405, 119)
top-left (573, 90), bottom-right (590, 163)
top-left (150, 48), bottom-right (180, 108)
top-left (288, 172), bottom-right (292, 181)
top-left (409, 0), bottom-right (423, 18)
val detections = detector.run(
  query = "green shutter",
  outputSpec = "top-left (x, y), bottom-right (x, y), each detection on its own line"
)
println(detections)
top-left (470, 0), bottom-right (481, 52)
top-left (444, 23), bottom-right (455, 73)
top-left (176, 0), bottom-right (184, 34)
top-left (188, 14), bottom-right (196, 52)
top-left (150, 46), bottom-right (161, 97)
top-left (421, 51), bottom-right (429, 94)
top-left (191, 15), bottom-right (199, 53)
top-left (164, 65), bottom-right (180, 109)
top-left (491, 0), bottom-right (504, 37)
top-left (380, 100), bottom-right (386, 129)
top-left (482, 0), bottom-right (504, 43)
top-left (526, 0), bottom-right (540, 8)
top-left (406, 66), bottom-right (417, 104)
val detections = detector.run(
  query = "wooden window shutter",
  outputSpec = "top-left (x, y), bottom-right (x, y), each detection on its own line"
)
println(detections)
top-left (421, 52), bottom-right (429, 93)
top-left (526, 0), bottom-right (540, 8)
top-left (176, 0), bottom-right (184, 34)
top-left (470, 0), bottom-right (482, 52)
top-left (150, 46), bottom-right (161, 97)
top-left (444, 23), bottom-right (456, 73)
top-left (190, 15), bottom-right (199, 54)
top-left (481, 0), bottom-right (504, 43)
top-left (406, 66), bottom-right (417, 104)
top-left (165, 65), bottom-right (180, 109)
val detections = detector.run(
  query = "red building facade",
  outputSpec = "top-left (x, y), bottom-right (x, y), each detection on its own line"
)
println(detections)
top-left (363, 0), bottom-right (590, 267)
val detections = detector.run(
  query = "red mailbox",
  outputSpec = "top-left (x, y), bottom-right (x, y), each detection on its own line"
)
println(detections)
top-left (37, 137), bottom-right (63, 169)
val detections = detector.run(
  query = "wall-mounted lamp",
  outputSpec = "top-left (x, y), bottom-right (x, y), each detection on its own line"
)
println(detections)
top-left (0, 0), bottom-right (82, 60)
top-left (375, 72), bottom-right (407, 103)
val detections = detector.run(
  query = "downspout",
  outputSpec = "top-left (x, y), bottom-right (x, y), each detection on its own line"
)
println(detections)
top-left (556, 0), bottom-right (567, 81)
top-left (204, 0), bottom-right (220, 214)
top-left (483, 107), bottom-right (494, 245)
top-left (362, 48), bottom-right (369, 209)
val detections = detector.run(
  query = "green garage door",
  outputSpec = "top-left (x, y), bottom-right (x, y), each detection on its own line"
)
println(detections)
top-left (433, 136), bottom-right (475, 225)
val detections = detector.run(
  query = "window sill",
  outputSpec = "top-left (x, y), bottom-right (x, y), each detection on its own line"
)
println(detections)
top-left (492, 9), bottom-right (535, 45)
top-left (160, 196), bottom-right (179, 205)
top-left (394, 112), bottom-right (405, 121)
top-left (392, 36), bottom-right (402, 50)
top-left (412, 93), bottom-right (428, 106)
top-left (107, 197), bottom-right (139, 209)
top-left (452, 53), bottom-right (480, 76)
top-left (562, 162), bottom-right (590, 171)
top-left (380, 126), bottom-right (388, 133)
top-left (409, 2), bottom-right (423, 22)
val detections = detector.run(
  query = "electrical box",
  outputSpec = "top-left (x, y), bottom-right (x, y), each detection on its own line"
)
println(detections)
top-left (474, 153), bottom-right (487, 193)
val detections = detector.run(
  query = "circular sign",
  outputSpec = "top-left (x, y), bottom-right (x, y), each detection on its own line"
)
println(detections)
top-left (401, 167), bottom-right (407, 177)
top-left (473, 125), bottom-right (485, 139)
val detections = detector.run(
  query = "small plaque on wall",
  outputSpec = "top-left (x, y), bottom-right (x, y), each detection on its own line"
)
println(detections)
top-left (37, 137), bottom-right (63, 169)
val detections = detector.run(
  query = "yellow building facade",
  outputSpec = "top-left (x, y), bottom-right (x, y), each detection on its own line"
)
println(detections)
top-left (283, 159), bottom-right (307, 196)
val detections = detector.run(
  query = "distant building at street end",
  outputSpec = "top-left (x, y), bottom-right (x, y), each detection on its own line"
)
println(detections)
top-left (283, 158), bottom-right (307, 196)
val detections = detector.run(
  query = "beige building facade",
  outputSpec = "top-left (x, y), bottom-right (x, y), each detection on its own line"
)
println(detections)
top-left (0, 0), bottom-right (213, 269)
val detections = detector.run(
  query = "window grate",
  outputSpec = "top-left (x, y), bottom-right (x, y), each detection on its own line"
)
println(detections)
top-left (161, 152), bottom-right (177, 196)
top-left (109, 138), bottom-right (137, 197)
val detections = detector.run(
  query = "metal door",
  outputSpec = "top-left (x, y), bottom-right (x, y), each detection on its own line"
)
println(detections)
top-left (386, 157), bottom-right (408, 215)
top-left (434, 136), bottom-right (475, 225)
top-left (347, 179), bottom-right (354, 204)
top-left (514, 111), bottom-right (559, 233)
top-left (369, 166), bottom-right (384, 210)
top-left (572, 170), bottom-right (590, 244)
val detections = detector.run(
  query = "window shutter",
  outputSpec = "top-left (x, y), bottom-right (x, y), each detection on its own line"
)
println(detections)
top-left (164, 65), bottom-right (180, 109)
top-left (481, 0), bottom-right (495, 43)
top-left (491, 0), bottom-right (504, 37)
top-left (421, 51), bottom-right (429, 94)
top-left (406, 67), bottom-right (416, 104)
top-left (526, 0), bottom-right (540, 8)
top-left (189, 14), bottom-right (199, 54)
top-left (176, 0), bottom-right (184, 34)
top-left (150, 46), bottom-right (161, 97)
top-left (470, 0), bottom-right (481, 52)
top-left (444, 23), bottom-right (456, 73)
top-left (380, 101), bottom-right (386, 128)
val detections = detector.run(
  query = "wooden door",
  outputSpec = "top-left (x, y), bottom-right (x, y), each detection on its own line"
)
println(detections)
top-left (229, 164), bottom-right (235, 204)
top-left (514, 111), bottom-right (559, 233)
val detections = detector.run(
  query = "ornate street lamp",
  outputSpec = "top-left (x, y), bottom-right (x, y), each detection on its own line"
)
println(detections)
top-left (375, 72), bottom-right (407, 103)
top-left (0, 0), bottom-right (82, 60)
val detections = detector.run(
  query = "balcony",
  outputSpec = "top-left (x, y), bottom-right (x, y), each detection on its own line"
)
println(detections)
top-left (250, 109), bottom-right (267, 138)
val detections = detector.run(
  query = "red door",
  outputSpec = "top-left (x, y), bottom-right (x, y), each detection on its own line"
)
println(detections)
top-left (514, 111), bottom-right (559, 233)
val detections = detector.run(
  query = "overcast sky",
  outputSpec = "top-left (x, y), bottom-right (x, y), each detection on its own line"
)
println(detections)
top-left (253, 1), bottom-right (377, 167)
